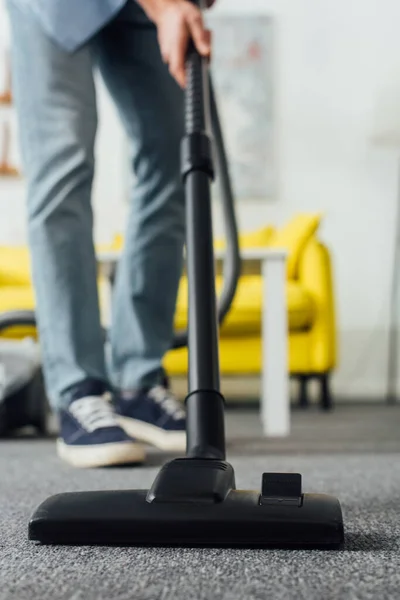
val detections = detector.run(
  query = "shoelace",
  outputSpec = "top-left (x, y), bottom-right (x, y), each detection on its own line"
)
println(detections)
top-left (148, 386), bottom-right (186, 421)
top-left (69, 395), bottom-right (118, 432)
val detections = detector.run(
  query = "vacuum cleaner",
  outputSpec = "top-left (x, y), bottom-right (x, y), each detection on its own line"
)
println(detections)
top-left (26, 3), bottom-right (344, 547)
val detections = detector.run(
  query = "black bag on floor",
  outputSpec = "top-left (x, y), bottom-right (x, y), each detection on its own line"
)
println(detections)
top-left (0, 311), bottom-right (48, 437)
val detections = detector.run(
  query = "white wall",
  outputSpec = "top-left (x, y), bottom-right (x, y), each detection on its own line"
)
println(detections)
top-left (212, 0), bottom-right (400, 399)
top-left (2, 0), bottom-right (400, 398)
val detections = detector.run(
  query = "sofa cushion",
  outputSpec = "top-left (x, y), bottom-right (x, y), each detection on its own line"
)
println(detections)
top-left (0, 247), bottom-right (32, 286)
top-left (174, 275), bottom-right (315, 335)
top-left (0, 286), bottom-right (35, 311)
top-left (269, 213), bottom-right (322, 279)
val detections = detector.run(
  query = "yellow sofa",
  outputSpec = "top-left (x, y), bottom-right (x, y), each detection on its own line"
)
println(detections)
top-left (164, 213), bottom-right (337, 408)
top-left (0, 213), bottom-right (337, 408)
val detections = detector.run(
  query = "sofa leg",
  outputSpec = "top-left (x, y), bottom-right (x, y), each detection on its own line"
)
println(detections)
top-left (299, 375), bottom-right (309, 408)
top-left (319, 373), bottom-right (333, 411)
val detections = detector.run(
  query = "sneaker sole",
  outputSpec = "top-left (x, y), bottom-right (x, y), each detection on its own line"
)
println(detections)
top-left (57, 439), bottom-right (146, 468)
top-left (117, 416), bottom-right (186, 453)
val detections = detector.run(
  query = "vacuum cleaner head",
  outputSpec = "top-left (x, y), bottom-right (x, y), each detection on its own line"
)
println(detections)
top-left (29, 458), bottom-right (344, 548)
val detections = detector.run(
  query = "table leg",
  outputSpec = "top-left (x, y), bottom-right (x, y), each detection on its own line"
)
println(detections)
top-left (261, 256), bottom-right (290, 436)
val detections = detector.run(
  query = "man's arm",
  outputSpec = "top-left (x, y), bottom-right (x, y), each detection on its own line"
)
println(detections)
top-left (135, 0), bottom-right (214, 88)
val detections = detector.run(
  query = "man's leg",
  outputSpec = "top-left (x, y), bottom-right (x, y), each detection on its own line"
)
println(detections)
top-left (7, 2), bottom-right (107, 409)
top-left (92, 3), bottom-right (186, 451)
top-left (94, 2), bottom-right (186, 392)
top-left (7, 2), bottom-right (144, 466)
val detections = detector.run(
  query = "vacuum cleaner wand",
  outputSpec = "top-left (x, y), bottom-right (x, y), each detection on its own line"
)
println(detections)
top-left (181, 28), bottom-right (226, 461)
top-left (28, 2), bottom-right (345, 548)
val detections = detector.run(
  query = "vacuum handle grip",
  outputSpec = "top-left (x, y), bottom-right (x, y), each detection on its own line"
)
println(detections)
top-left (185, 0), bottom-right (210, 135)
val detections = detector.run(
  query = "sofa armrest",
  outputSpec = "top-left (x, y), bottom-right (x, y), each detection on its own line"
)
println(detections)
top-left (298, 239), bottom-right (337, 372)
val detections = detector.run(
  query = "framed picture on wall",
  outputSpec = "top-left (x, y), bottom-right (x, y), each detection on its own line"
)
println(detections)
top-left (207, 14), bottom-right (275, 202)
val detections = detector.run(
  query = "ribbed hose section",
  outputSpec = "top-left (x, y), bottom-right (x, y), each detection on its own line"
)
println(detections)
top-left (185, 49), bottom-right (206, 135)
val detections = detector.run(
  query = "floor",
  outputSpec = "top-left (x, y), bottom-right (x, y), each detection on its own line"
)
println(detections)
top-left (1, 404), bottom-right (400, 600)
top-left (225, 403), bottom-right (400, 453)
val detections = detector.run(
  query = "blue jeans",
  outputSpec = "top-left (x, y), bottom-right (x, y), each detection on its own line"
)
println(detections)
top-left (7, 1), bottom-right (185, 409)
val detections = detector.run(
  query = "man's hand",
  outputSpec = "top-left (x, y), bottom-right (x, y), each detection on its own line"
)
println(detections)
top-left (137, 0), bottom-right (213, 88)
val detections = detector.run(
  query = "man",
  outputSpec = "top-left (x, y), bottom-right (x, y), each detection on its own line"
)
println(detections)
top-left (6, 0), bottom-right (213, 468)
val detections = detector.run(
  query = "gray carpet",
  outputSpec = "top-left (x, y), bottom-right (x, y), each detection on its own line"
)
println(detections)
top-left (1, 436), bottom-right (400, 600)
top-left (225, 404), bottom-right (400, 454)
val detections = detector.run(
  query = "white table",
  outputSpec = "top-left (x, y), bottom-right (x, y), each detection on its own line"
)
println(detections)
top-left (97, 247), bottom-right (290, 437)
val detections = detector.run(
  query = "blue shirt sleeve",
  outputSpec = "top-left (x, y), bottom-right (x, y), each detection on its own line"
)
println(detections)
top-left (10, 0), bottom-right (128, 52)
